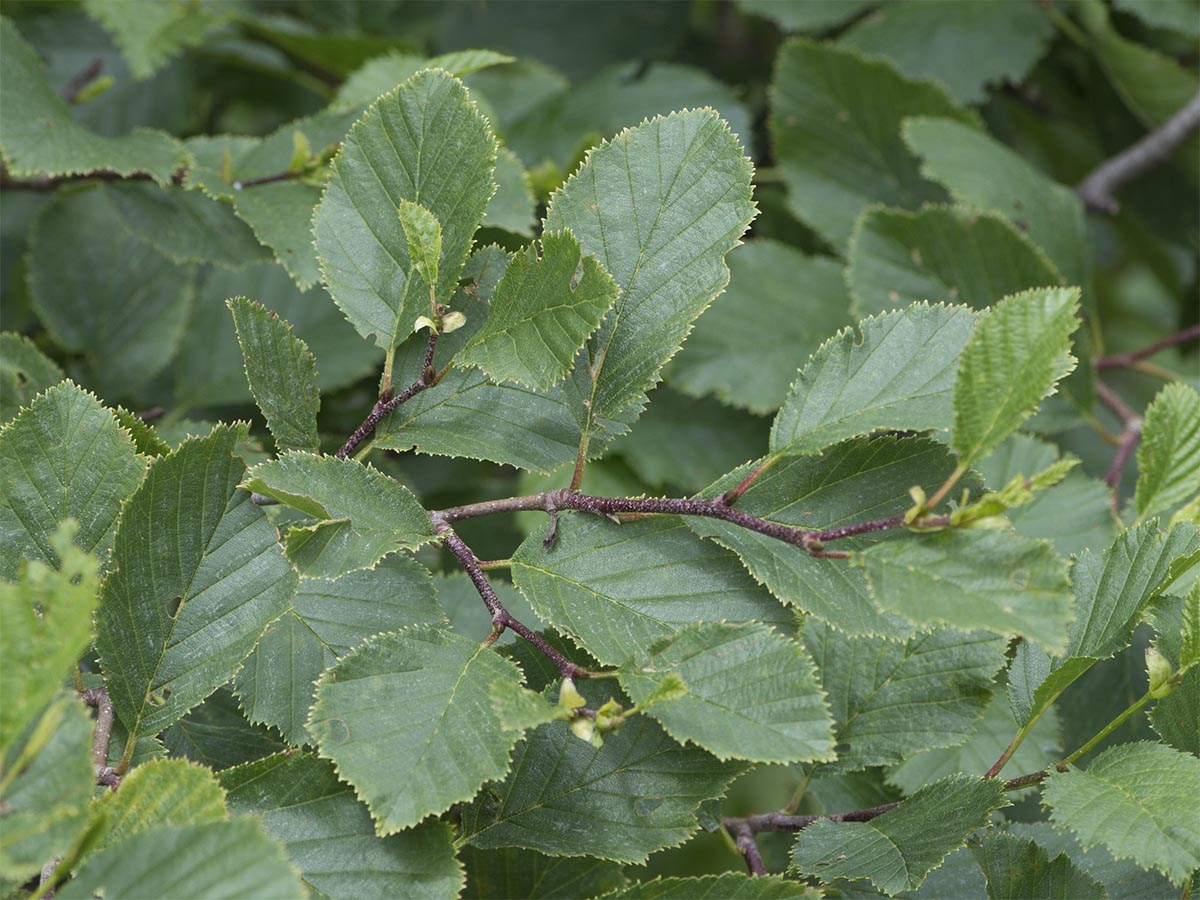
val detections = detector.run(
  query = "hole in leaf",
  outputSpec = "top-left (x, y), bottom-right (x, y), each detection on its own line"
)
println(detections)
top-left (166, 595), bottom-right (184, 619)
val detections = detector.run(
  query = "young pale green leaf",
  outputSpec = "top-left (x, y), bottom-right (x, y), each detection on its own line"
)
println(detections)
top-left (228, 298), bottom-right (320, 454)
top-left (314, 69), bottom-right (496, 349)
top-left (490, 680), bottom-right (562, 734)
top-left (0, 523), bottom-right (100, 757)
top-left (1043, 741), bottom-right (1200, 885)
top-left (235, 557), bottom-right (443, 744)
top-left (971, 832), bottom-right (1106, 900)
top-left (806, 619), bottom-right (1006, 770)
top-left (0, 333), bottom-right (64, 424)
top-left (859, 529), bottom-right (1073, 654)
top-left (952, 287), bottom-right (1080, 467)
top-left (511, 514), bottom-right (791, 666)
top-left (461, 846), bottom-right (625, 900)
top-left (769, 303), bottom-right (977, 457)
top-left (769, 39), bottom-right (975, 248)
top-left (0, 382), bottom-right (145, 579)
top-left (242, 453), bottom-right (434, 578)
top-left (483, 146), bottom-right (536, 237)
top-left (0, 19), bottom-right (186, 184)
top-left (848, 205), bottom-right (1062, 318)
top-left (618, 622), bottom-right (834, 763)
top-left (222, 753), bottom-right (464, 900)
top-left (791, 774), bottom-right (1006, 894)
top-left (665, 239), bottom-right (853, 415)
top-left (309, 627), bottom-right (524, 834)
top-left (95, 425), bottom-right (297, 741)
top-left (1135, 383), bottom-right (1200, 525)
top-left (595, 873), bottom-right (820, 899)
top-left (543, 107), bottom-right (755, 437)
top-left (0, 696), bottom-right (93, 883)
top-left (903, 117), bottom-right (1088, 284)
top-left (88, 758), bottom-right (226, 853)
top-left (57, 819), bottom-right (305, 900)
top-left (459, 230), bottom-right (619, 389)
top-left (397, 199), bottom-right (443, 295)
top-left (689, 437), bottom-right (970, 638)
top-left (461, 684), bottom-right (740, 863)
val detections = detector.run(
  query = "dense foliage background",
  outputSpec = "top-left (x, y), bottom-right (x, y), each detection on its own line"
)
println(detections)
top-left (1, 1), bottom-right (1198, 898)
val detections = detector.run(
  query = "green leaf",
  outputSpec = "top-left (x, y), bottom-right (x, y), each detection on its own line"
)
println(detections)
top-left (228, 298), bottom-right (321, 454)
top-left (595, 873), bottom-right (821, 899)
top-left (971, 832), bottom-right (1107, 900)
top-left (235, 556), bottom-right (442, 744)
top-left (58, 818), bottom-right (305, 900)
top-left (1112, 0), bottom-right (1200, 38)
top-left (769, 303), bottom-right (977, 457)
top-left (848, 205), bottom-right (1062, 318)
top-left (397, 199), bottom-right (443, 295)
top-left (0, 18), bottom-right (186, 184)
top-left (313, 69), bottom-right (496, 350)
top-left (461, 846), bottom-right (625, 900)
top-left (618, 621), bottom-right (835, 763)
top-left (0, 695), bottom-right (93, 882)
top-left (28, 187), bottom-right (195, 398)
top-left (666, 239), bottom-right (853, 415)
top-left (459, 230), bottom-right (619, 389)
top-left (334, 49), bottom-right (517, 109)
top-left (839, 0), bottom-right (1054, 105)
top-left (740, 0), bottom-right (874, 32)
top-left (1042, 741), bottom-right (1200, 885)
top-left (769, 39), bottom-right (975, 248)
top-left (1152, 667), bottom-right (1200, 756)
top-left (461, 683), bottom-right (740, 863)
top-left (0, 522), bottom-right (100, 756)
top-left (95, 424), bottom-right (297, 741)
top-left (309, 627), bottom-right (524, 834)
top-left (859, 530), bottom-right (1073, 653)
top-left (89, 758), bottom-right (227, 852)
top-left (806, 619), bottom-right (1006, 770)
top-left (222, 753), bottom-right (463, 900)
top-left (490, 680), bottom-right (562, 733)
top-left (161, 688), bottom-right (287, 772)
top-left (483, 146), bottom-right (537, 237)
top-left (510, 514), bottom-right (791, 666)
top-left (543, 107), bottom-right (756, 443)
top-left (1135, 383), bottom-right (1200, 525)
top-left (0, 381), bottom-right (145, 579)
top-left (903, 117), bottom-right (1088, 284)
top-left (242, 453), bottom-right (434, 578)
top-left (82, 0), bottom-right (226, 78)
top-left (952, 287), bottom-right (1080, 467)
top-left (791, 774), bottom-right (1006, 894)
top-left (690, 437), bottom-right (969, 638)
top-left (0, 332), bottom-right (64, 424)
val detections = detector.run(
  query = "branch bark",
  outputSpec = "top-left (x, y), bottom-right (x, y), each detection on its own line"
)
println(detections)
top-left (80, 688), bottom-right (121, 789)
top-left (1096, 324), bottom-right (1200, 371)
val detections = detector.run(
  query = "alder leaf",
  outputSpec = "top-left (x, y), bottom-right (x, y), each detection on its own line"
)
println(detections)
top-left (1134, 383), bottom-right (1200, 525)
top-left (397, 199), bottom-right (442, 292)
top-left (971, 831), bottom-right (1106, 900)
top-left (595, 873), bottom-right (821, 899)
top-left (461, 846), bottom-right (624, 900)
top-left (0, 333), bottom-right (65, 424)
top-left (82, 0), bottom-right (227, 79)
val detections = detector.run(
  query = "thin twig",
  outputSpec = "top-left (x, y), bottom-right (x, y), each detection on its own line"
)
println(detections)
top-left (1096, 324), bottom-right (1200, 371)
top-left (62, 57), bottom-right (103, 105)
top-left (726, 821), bottom-right (767, 876)
top-left (80, 688), bottom-right (121, 789)
top-left (1077, 90), bottom-right (1200, 214)
top-left (1095, 380), bottom-right (1140, 426)
top-left (233, 170), bottom-right (305, 190)
top-left (1104, 420), bottom-right (1142, 493)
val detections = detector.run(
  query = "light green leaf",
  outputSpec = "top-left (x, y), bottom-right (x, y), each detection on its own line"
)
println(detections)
top-left (397, 199), bottom-right (443, 296)
top-left (0, 18), bottom-right (186, 184)
top-left (0, 696), bottom-right (93, 882)
top-left (791, 774), bottom-right (1006, 894)
top-left (462, 846), bottom-right (625, 900)
top-left (971, 832), bottom-right (1107, 900)
top-left (839, 0), bottom-right (1054, 105)
top-left (335, 49), bottom-right (516, 109)
top-left (543, 107), bottom-right (756, 444)
top-left (28, 188), bottom-right (195, 398)
top-left (483, 146), bottom-right (536, 237)
top-left (242, 453), bottom-right (434, 578)
top-left (1043, 741), bottom-right (1200, 885)
top-left (222, 753), bottom-right (463, 900)
top-left (309, 627), bottom-right (524, 834)
top-left (460, 230), bottom-right (619, 389)
top-left (806, 619), bottom-right (1006, 770)
top-left (903, 117), bottom-right (1087, 284)
top-left (0, 332), bottom-right (64, 424)
top-left (0, 381), bottom-right (145, 579)
top-left (82, 0), bottom-right (226, 78)
top-left (769, 303), bottom-right (977, 456)
top-left (595, 873), bottom-right (821, 899)
top-left (314, 69), bottom-right (496, 349)
top-left (95, 425), bottom-right (297, 741)
top-left (769, 38), bottom-right (975, 248)
top-left (859, 530), bottom-right (1073, 654)
top-left (491, 680), bottom-right (563, 734)
top-left (848, 205), bottom-right (1062, 317)
top-left (58, 818), bottom-right (305, 900)
top-left (666, 239), bottom-right (853, 415)
top-left (235, 556), bottom-right (442, 744)
top-left (952, 287), bottom-right (1080, 467)
top-left (511, 514), bottom-right (791, 666)
top-left (619, 622), bottom-right (834, 763)
top-left (0, 522), bottom-right (100, 756)
top-left (1135, 383), bottom-right (1200, 525)
top-left (89, 758), bottom-right (227, 852)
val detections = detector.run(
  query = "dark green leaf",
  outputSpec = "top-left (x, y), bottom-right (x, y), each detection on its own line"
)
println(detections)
top-left (596, 874), bottom-right (821, 899)
top-left (0, 332), bottom-right (64, 424)
top-left (461, 845), bottom-right (625, 900)
top-left (971, 832), bottom-right (1107, 900)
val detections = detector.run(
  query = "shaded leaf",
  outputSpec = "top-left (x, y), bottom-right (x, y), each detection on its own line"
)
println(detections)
top-left (484, 146), bottom-right (536, 237)
top-left (0, 332), bottom-right (64, 424)
top-left (596, 874), bottom-right (820, 899)
top-left (161, 687), bottom-right (287, 771)
top-left (334, 49), bottom-right (516, 109)
top-left (461, 845), bottom-right (624, 900)
top-left (971, 831), bottom-right (1107, 900)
